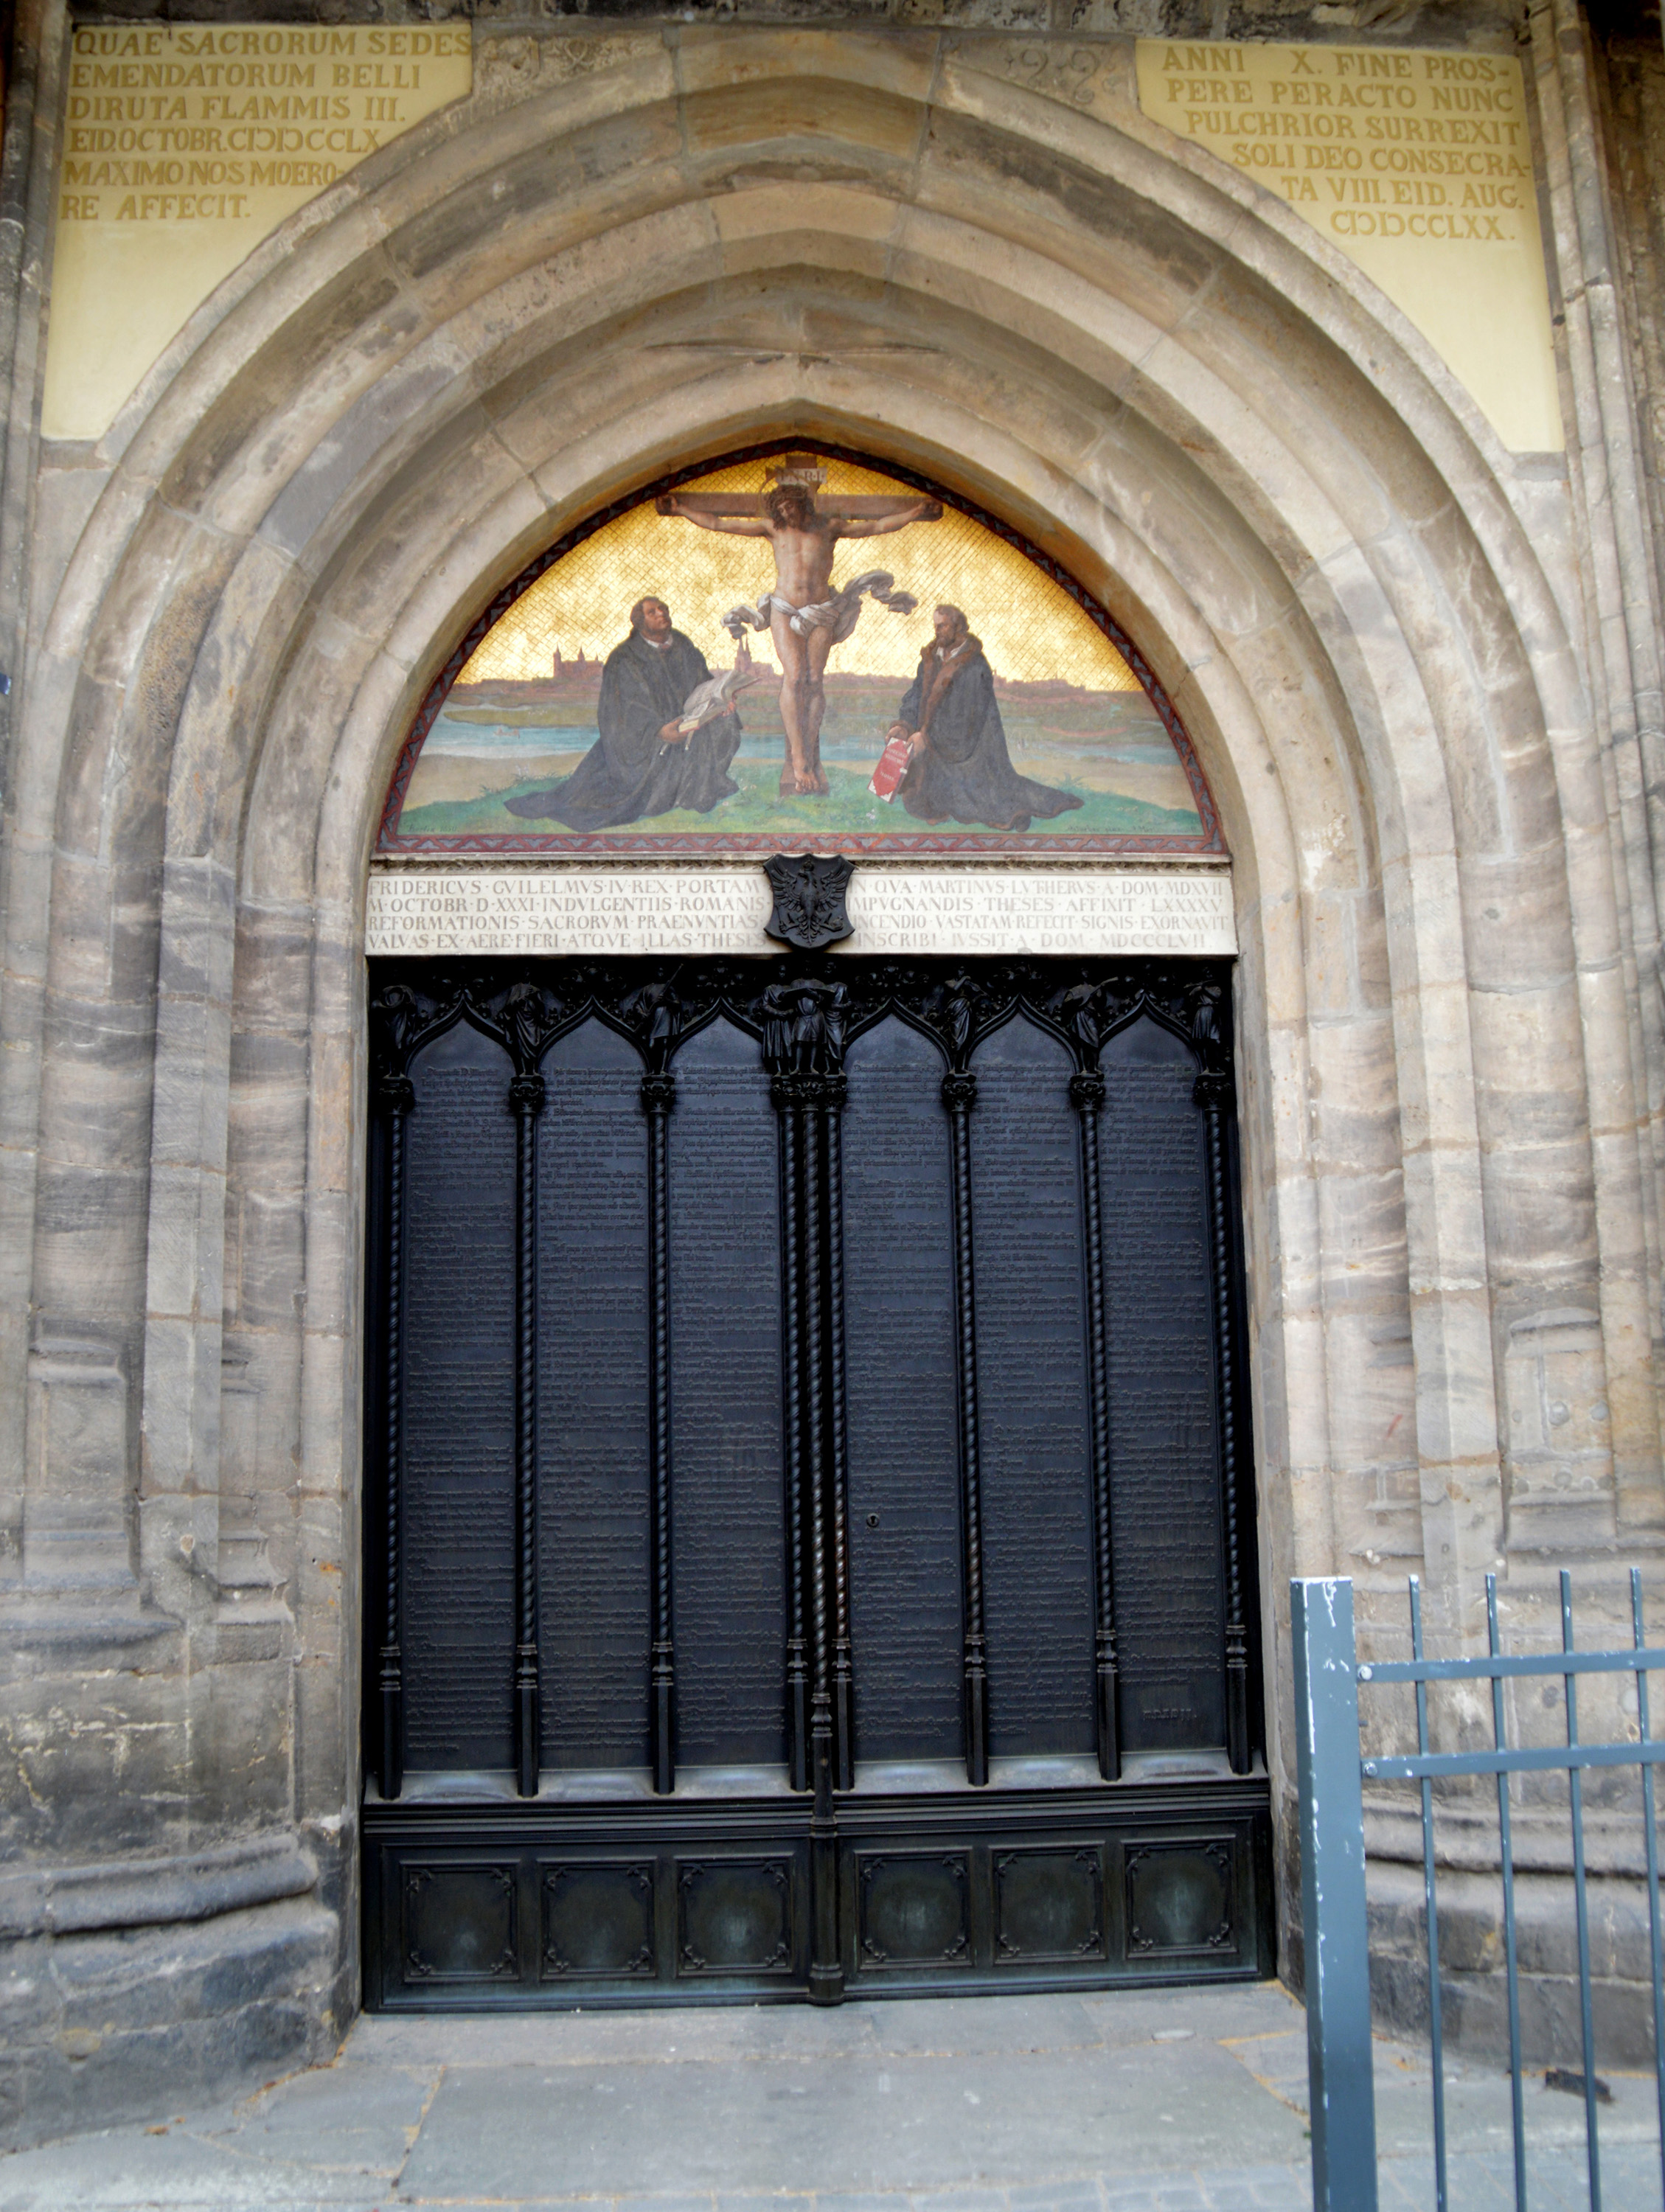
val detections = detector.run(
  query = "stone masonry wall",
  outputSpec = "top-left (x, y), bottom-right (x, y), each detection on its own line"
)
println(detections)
top-left (1, 0), bottom-right (1664, 2143)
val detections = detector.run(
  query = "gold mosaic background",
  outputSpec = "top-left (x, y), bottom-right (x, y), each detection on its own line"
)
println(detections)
top-left (461, 458), bottom-right (1143, 691)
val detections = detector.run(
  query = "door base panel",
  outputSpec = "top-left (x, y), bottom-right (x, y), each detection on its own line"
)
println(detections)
top-left (363, 1776), bottom-right (1274, 2008)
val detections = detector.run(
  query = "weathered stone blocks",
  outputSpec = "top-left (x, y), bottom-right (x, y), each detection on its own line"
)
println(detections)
top-left (1, 1), bottom-right (1663, 2149)
top-left (0, 1896), bottom-right (338, 2152)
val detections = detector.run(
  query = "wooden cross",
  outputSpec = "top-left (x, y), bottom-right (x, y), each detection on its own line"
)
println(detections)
top-left (656, 490), bottom-right (943, 521)
top-left (656, 458), bottom-right (940, 524)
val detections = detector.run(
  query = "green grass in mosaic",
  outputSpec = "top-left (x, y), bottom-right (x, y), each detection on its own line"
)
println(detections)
top-left (396, 755), bottom-right (1202, 841)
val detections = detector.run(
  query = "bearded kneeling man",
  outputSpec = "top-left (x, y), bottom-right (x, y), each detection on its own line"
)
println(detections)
top-left (894, 605), bottom-right (1083, 833)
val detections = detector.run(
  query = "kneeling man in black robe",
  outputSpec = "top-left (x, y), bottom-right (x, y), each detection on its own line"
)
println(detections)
top-left (892, 605), bottom-right (1082, 832)
top-left (505, 597), bottom-right (743, 831)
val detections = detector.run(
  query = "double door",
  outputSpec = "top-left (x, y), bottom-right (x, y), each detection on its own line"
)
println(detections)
top-left (361, 954), bottom-right (1271, 2006)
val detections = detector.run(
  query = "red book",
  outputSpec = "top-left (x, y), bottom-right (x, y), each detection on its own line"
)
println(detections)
top-left (869, 734), bottom-right (914, 801)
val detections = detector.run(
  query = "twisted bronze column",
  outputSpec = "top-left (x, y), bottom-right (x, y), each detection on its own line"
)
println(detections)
top-left (820, 1071), bottom-right (855, 1793)
top-left (510, 1069), bottom-right (546, 1798)
top-left (642, 1068), bottom-right (678, 1795)
top-left (1070, 1067), bottom-right (1121, 1781)
top-left (1195, 1065), bottom-right (1251, 1775)
top-left (942, 1067), bottom-right (989, 1788)
top-left (375, 1071), bottom-right (414, 1802)
top-left (776, 1080), bottom-right (810, 1794)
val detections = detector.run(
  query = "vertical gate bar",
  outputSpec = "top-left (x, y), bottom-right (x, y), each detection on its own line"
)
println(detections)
top-left (377, 1074), bottom-right (414, 1803)
top-left (643, 1069), bottom-right (677, 1797)
top-left (510, 1072), bottom-right (546, 1799)
top-left (1624, 1572), bottom-right (1665, 2208)
top-left (1562, 1569), bottom-right (1603, 2212)
top-left (823, 1080), bottom-right (855, 1792)
top-left (1486, 1573), bottom-right (1528, 2212)
top-left (1071, 1068), bottom-right (1119, 1781)
top-left (1195, 1068), bottom-right (1250, 1774)
top-left (1410, 1578), bottom-right (1449, 2212)
top-left (776, 1085), bottom-right (809, 1794)
top-left (942, 1068), bottom-right (988, 1787)
top-left (1631, 1569), bottom-right (1665, 2207)
top-left (1291, 1577), bottom-right (1379, 2212)
top-left (802, 1099), bottom-right (843, 2003)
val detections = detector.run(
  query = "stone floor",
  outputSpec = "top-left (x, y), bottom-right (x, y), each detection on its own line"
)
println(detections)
top-left (1, 1983), bottom-right (1663, 2211)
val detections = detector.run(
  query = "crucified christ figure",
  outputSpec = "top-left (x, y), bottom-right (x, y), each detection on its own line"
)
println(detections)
top-left (656, 477), bottom-right (942, 796)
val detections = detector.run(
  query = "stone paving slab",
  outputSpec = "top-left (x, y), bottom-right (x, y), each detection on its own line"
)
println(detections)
top-left (1, 1983), bottom-right (1662, 2212)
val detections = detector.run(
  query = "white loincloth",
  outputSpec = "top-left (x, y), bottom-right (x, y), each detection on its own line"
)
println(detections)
top-left (721, 571), bottom-right (917, 646)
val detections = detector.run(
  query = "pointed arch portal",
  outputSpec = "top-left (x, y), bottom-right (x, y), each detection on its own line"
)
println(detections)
top-left (9, 18), bottom-right (1648, 2076)
top-left (359, 452), bottom-right (1268, 2005)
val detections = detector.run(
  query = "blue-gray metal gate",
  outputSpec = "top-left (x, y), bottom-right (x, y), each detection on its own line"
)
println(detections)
top-left (1293, 1570), bottom-right (1665, 2212)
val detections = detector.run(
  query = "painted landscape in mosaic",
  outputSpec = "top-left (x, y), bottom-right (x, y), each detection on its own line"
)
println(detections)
top-left (381, 455), bottom-right (1221, 855)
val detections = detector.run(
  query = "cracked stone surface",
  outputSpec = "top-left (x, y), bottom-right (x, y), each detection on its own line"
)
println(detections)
top-left (2, 1984), bottom-right (1662, 2211)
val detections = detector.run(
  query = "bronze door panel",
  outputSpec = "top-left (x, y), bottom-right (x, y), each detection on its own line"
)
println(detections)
top-left (363, 954), bottom-right (1268, 2008)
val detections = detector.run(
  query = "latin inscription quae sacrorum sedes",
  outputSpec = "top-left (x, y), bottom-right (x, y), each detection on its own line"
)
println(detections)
top-left (45, 21), bottom-right (472, 442)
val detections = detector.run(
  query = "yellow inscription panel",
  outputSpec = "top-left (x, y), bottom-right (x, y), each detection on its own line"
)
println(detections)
top-left (45, 22), bottom-right (471, 442)
top-left (1136, 39), bottom-right (1561, 453)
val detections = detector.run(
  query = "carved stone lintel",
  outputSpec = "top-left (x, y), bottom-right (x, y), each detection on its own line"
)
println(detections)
top-left (763, 854), bottom-right (854, 950)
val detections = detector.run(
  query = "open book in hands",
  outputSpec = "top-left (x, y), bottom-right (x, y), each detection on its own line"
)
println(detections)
top-left (678, 667), bottom-right (762, 732)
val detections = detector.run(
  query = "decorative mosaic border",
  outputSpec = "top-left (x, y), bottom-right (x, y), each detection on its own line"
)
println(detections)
top-left (378, 439), bottom-right (1227, 860)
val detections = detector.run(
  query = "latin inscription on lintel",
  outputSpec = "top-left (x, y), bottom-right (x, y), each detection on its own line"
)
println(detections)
top-left (365, 868), bottom-right (1237, 959)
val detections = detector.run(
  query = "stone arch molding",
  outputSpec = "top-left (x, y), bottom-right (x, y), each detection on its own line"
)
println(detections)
top-left (8, 29), bottom-right (1656, 1970)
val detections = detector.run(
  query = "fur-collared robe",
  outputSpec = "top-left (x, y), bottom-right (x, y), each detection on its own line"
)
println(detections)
top-left (505, 627), bottom-right (741, 831)
top-left (897, 637), bottom-right (1082, 831)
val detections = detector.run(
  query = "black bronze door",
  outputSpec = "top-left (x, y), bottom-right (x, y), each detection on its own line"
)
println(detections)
top-left (361, 954), bottom-right (1271, 2006)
